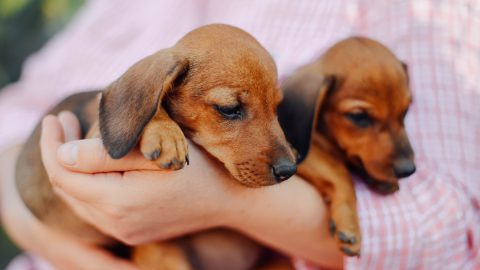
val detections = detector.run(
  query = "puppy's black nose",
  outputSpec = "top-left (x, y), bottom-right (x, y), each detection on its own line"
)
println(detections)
top-left (272, 159), bottom-right (297, 182)
top-left (393, 159), bottom-right (416, 178)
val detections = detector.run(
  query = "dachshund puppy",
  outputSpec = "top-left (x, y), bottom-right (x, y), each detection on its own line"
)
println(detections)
top-left (16, 24), bottom-right (297, 270)
top-left (278, 37), bottom-right (416, 256)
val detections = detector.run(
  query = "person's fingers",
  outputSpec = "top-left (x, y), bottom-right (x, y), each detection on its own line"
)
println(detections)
top-left (53, 186), bottom-right (95, 222)
top-left (52, 186), bottom-right (114, 238)
top-left (58, 111), bottom-right (81, 142)
top-left (40, 115), bottom-right (67, 186)
top-left (57, 138), bottom-right (161, 173)
top-left (41, 115), bottom-right (123, 202)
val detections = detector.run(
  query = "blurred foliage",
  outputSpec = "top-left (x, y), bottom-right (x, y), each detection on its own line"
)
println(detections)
top-left (0, 1), bottom-right (84, 267)
top-left (0, 227), bottom-right (20, 269)
top-left (0, 0), bottom-right (84, 89)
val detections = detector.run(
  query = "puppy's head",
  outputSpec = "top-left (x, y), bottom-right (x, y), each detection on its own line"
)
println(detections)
top-left (280, 37), bottom-right (415, 186)
top-left (100, 24), bottom-right (296, 187)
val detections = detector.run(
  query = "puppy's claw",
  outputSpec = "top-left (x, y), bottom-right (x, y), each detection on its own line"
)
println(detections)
top-left (329, 219), bottom-right (337, 236)
top-left (171, 159), bottom-right (184, 170)
top-left (186, 155), bottom-right (190, 165)
top-left (340, 247), bottom-right (360, 257)
top-left (160, 159), bottom-right (185, 170)
top-left (145, 149), bottom-right (161, 161)
top-left (338, 231), bottom-right (356, 245)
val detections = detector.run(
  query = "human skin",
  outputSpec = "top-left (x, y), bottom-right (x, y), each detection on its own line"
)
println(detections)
top-left (0, 148), bottom-right (138, 270)
top-left (1, 112), bottom-right (343, 269)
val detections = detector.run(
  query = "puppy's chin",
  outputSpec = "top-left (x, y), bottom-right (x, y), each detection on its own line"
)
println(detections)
top-left (224, 163), bottom-right (277, 188)
top-left (234, 176), bottom-right (278, 188)
top-left (347, 159), bottom-right (400, 195)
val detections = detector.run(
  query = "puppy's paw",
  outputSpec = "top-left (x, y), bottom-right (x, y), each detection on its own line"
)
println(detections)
top-left (140, 120), bottom-right (188, 170)
top-left (330, 204), bottom-right (362, 257)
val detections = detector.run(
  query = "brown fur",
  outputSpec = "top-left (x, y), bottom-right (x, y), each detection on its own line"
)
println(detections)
top-left (16, 24), bottom-right (296, 270)
top-left (278, 37), bottom-right (416, 256)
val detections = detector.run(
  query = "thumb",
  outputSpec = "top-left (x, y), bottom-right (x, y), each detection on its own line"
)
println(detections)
top-left (57, 138), bottom-right (160, 173)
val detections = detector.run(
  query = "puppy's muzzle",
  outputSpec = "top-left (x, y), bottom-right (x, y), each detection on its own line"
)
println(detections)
top-left (271, 158), bottom-right (297, 182)
top-left (393, 158), bottom-right (416, 178)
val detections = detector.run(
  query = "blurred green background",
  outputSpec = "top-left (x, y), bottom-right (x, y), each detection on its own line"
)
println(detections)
top-left (0, 0), bottom-right (84, 267)
top-left (0, 0), bottom-right (84, 89)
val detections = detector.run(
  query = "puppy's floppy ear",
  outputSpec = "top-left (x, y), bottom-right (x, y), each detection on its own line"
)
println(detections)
top-left (278, 69), bottom-right (338, 163)
top-left (100, 49), bottom-right (189, 159)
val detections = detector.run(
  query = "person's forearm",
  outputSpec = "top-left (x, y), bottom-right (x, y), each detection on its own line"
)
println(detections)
top-left (226, 176), bottom-right (343, 269)
top-left (0, 145), bottom-right (137, 270)
top-left (0, 145), bottom-right (38, 250)
top-left (0, 145), bottom-right (65, 262)
top-left (0, 145), bottom-right (66, 257)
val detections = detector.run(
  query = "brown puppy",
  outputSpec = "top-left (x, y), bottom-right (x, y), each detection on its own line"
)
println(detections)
top-left (16, 24), bottom-right (297, 270)
top-left (278, 37), bottom-right (416, 256)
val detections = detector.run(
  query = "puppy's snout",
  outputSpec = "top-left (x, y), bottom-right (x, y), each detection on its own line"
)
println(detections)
top-left (271, 158), bottom-right (297, 182)
top-left (393, 158), bottom-right (416, 179)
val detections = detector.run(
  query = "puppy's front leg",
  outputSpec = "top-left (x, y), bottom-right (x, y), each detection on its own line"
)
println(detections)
top-left (133, 242), bottom-right (192, 270)
top-left (297, 145), bottom-right (361, 256)
top-left (140, 108), bottom-right (188, 170)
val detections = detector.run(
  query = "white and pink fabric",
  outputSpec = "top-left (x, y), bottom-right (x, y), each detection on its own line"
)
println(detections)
top-left (2, 1), bottom-right (479, 269)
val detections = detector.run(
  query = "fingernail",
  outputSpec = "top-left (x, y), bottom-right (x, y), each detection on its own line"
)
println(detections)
top-left (58, 142), bottom-right (78, 165)
top-left (58, 111), bottom-right (69, 119)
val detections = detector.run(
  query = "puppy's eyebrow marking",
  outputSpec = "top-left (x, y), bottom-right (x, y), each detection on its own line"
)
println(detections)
top-left (339, 99), bottom-right (373, 112)
top-left (239, 90), bottom-right (249, 101)
top-left (206, 87), bottom-right (239, 105)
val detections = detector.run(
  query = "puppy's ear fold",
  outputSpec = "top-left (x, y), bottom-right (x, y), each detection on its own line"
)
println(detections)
top-left (278, 69), bottom-right (338, 163)
top-left (401, 61), bottom-right (409, 83)
top-left (100, 49), bottom-right (189, 159)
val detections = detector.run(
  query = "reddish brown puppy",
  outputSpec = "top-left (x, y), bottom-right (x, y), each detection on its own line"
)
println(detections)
top-left (279, 37), bottom-right (416, 256)
top-left (16, 24), bottom-right (297, 270)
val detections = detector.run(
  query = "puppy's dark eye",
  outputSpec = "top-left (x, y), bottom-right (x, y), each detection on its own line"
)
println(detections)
top-left (345, 112), bottom-right (373, 128)
top-left (215, 104), bottom-right (243, 120)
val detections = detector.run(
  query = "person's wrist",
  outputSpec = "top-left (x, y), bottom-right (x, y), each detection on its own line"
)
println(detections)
top-left (180, 144), bottom-right (243, 229)
top-left (198, 177), bottom-right (242, 230)
top-left (218, 180), bottom-right (258, 231)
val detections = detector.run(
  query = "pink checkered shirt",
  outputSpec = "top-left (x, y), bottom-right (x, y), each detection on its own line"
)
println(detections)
top-left (2, 1), bottom-right (479, 269)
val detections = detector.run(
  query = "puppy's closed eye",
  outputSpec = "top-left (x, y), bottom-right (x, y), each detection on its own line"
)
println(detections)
top-left (215, 104), bottom-right (244, 120)
top-left (345, 111), bottom-right (374, 128)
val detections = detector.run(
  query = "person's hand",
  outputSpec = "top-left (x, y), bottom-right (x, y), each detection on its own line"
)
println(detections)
top-left (0, 140), bottom-right (137, 270)
top-left (40, 111), bottom-right (241, 245)
top-left (40, 111), bottom-right (342, 268)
